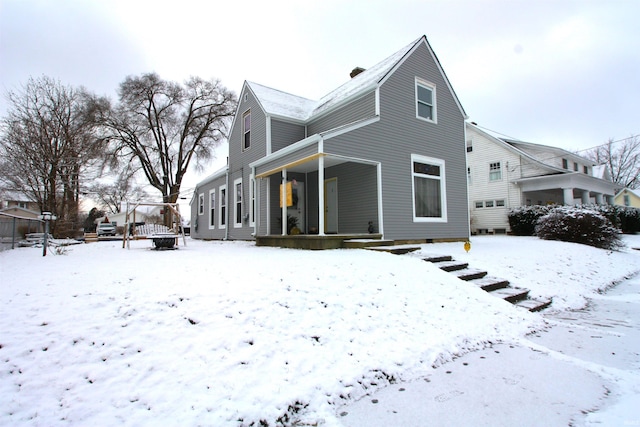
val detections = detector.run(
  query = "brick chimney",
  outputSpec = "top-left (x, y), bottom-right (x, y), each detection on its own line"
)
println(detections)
top-left (350, 67), bottom-right (366, 78)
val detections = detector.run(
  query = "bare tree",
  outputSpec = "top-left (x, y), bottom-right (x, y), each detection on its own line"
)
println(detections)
top-left (89, 169), bottom-right (150, 214)
top-left (98, 73), bottom-right (237, 225)
top-left (584, 135), bottom-right (640, 189)
top-left (0, 76), bottom-right (105, 236)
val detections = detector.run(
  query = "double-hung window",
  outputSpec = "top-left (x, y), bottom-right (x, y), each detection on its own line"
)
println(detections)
top-left (219, 185), bottom-right (226, 229)
top-left (198, 193), bottom-right (204, 215)
top-left (411, 154), bottom-right (447, 222)
top-left (489, 162), bottom-right (502, 181)
top-left (415, 78), bottom-right (436, 122)
top-left (209, 189), bottom-right (216, 229)
top-left (242, 110), bottom-right (251, 151)
top-left (249, 175), bottom-right (256, 227)
top-left (234, 178), bottom-right (243, 228)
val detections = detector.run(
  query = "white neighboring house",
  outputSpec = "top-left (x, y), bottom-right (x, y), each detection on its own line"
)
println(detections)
top-left (466, 123), bottom-right (618, 234)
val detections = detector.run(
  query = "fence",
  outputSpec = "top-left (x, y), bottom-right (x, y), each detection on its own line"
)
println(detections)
top-left (0, 212), bottom-right (43, 251)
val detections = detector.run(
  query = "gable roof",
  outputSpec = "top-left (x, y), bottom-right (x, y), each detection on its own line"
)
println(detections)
top-left (245, 35), bottom-right (466, 123)
top-left (615, 187), bottom-right (640, 199)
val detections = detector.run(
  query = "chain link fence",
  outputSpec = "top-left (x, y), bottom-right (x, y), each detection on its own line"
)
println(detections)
top-left (0, 212), bottom-right (43, 251)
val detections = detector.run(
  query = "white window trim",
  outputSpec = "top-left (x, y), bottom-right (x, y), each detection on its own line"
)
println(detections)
top-left (411, 154), bottom-right (447, 223)
top-left (242, 110), bottom-right (251, 151)
top-left (415, 77), bottom-right (437, 124)
top-left (198, 193), bottom-right (204, 215)
top-left (249, 174), bottom-right (256, 227)
top-left (219, 184), bottom-right (227, 229)
top-left (489, 161), bottom-right (502, 182)
top-left (234, 177), bottom-right (243, 228)
top-left (208, 189), bottom-right (216, 229)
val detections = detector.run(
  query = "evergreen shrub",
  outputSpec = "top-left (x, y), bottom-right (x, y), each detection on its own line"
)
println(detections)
top-left (507, 205), bottom-right (553, 236)
top-left (535, 206), bottom-right (623, 250)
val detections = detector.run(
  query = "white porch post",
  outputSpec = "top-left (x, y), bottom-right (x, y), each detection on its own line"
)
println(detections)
top-left (595, 193), bottom-right (603, 205)
top-left (581, 190), bottom-right (590, 204)
top-left (282, 169), bottom-right (287, 236)
top-left (563, 188), bottom-right (574, 205)
top-left (318, 155), bottom-right (325, 236)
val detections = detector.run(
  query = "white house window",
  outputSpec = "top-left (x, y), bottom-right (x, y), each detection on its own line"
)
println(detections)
top-left (249, 175), bottom-right (256, 226)
top-left (415, 78), bottom-right (436, 122)
top-left (411, 154), bottom-right (446, 222)
top-left (562, 158), bottom-right (568, 169)
top-left (209, 189), bottom-right (216, 229)
top-left (624, 194), bottom-right (630, 206)
top-left (489, 162), bottom-right (502, 181)
top-left (467, 167), bottom-right (472, 185)
top-left (234, 178), bottom-right (243, 228)
top-left (475, 201), bottom-right (483, 208)
top-left (466, 139), bottom-right (473, 152)
top-left (219, 185), bottom-right (226, 228)
top-left (242, 110), bottom-right (251, 151)
top-left (583, 166), bottom-right (588, 174)
top-left (574, 162), bottom-right (578, 171)
top-left (485, 200), bottom-right (494, 208)
top-left (496, 199), bottom-right (505, 207)
top-left (198, 193), bottom-right (204, 215)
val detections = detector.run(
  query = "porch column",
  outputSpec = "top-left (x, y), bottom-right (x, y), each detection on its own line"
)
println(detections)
top-left (581, 190), bottom-right (590, 205)
top-left (282, 169), bottom-right (287, 236)
top-left (606, 195), bottom-right (614, 205)
top-left (595, 193), bottom-right (603, 205)
top-left (318, 155), bottom-right (325, 236)
top-left (562, 188), bottom-right (574, 205)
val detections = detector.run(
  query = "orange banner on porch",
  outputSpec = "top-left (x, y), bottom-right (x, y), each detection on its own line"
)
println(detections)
top-left (279, 182), bottom-right (293, 207)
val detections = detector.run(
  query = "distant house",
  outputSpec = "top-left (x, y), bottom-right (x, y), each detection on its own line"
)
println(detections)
top-left (190, 36), bottom-right (470, 248)
top-left (614, 188), bottom-right (640, 208)
top-left (0, 206), bottom-right (40, 219)
top-left (0, 192), bottom-right (39, 213)
top-left (466, 123), bottom-right (618, 234)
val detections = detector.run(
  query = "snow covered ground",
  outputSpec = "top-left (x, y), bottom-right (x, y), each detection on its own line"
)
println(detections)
top-left (1, 234), bottom-right (639, 426)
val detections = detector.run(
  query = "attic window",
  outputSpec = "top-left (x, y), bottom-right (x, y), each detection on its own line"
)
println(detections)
top-left (415, 78), bottom-right (436, 123)
top-left (562, 158), bottom-right (568, 169)
top-left (466, 140), bottom-right (473, 152)
top-left (242, 110), bottom-right (251, 151)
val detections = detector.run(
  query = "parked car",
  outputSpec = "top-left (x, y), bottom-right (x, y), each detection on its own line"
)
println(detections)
top-left (96, 223), bottom-right (116, 236)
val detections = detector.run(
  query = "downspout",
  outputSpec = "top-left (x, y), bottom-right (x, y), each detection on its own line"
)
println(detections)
top-left (224, 156), bottom-right (230, 240)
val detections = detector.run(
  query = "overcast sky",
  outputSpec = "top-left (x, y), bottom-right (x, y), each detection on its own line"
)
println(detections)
top-left (1, 0), bottom-right (639, 192)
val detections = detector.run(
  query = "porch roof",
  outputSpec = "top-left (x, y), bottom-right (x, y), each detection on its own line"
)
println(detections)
top-left (255, 152), bottom-right (379, 179)
top-left (513, 172), bottom-right (618, 195)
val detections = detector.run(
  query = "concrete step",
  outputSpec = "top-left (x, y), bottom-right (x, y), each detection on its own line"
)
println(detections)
top-left (366, 245), bottom-right (421, 255)
top-left (423, 254), bottom-right (453, 263)
top-left (451, 268), bottom-right (488, 281)
top-left (433, 260), bottom-right (469, 272)
top-left (489, 287), bottom-right (530, 304)
top-left (468, 276), bottom-right (510, 292)
top-left (514, 298), bottom-right (553, 312)
top-left (343, 239), bottom-right (394, 249)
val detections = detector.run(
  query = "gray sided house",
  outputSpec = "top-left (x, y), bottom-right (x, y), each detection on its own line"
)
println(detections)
top-left (191, 36), bottom-right (470, 247)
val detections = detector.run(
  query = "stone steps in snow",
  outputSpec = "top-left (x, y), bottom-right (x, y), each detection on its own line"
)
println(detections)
top-left (433, 260), bottom-right (469, 272)
top-left (366, 245), bottom-right (421, 255)
top-left (468, 276), bottom-right (510, 292)
top-left (451, 268), bottom-right (488, 281)
top-left (514, 298), bottom-right (553, 312)
top-left (489, 287), bottom-right (530, 304)
top-left (422, 254), bottom-right (453, 263)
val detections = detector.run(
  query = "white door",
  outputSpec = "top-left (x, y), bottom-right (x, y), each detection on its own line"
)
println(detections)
top-left (324, 178), bottom-right (338, 233)
top-left (287, 181), bottom-right (305, 233)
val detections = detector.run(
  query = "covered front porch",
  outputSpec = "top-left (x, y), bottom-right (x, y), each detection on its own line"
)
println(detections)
top-left (514, 173), bottom-right (617, 206)
top-left (251, 145), bottom-right (383, 244)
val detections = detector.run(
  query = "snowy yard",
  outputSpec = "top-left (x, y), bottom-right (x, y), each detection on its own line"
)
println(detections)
top-left (1, 234), bottom-right (639, 426)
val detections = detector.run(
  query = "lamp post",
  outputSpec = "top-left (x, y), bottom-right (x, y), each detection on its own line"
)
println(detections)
top-left (38, 211), bottom-right (57, 257)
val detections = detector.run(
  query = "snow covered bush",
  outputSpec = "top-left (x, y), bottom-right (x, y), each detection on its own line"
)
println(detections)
top-left (535, 206), bottom-right (624, 250)
top-left (577, 204), bottom-right (640, 234)
top-left (508, 205), bottom-right (553, 236)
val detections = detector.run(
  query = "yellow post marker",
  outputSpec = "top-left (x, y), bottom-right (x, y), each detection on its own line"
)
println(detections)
top-left (464, 240), bottom-right (471, 253)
